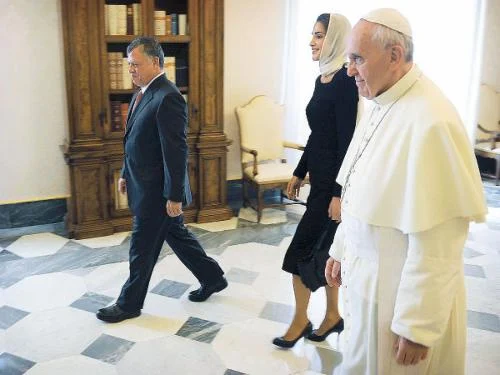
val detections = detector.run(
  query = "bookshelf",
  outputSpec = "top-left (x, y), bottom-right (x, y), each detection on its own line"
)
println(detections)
top-left (62, 0), bottom-right (232, 239)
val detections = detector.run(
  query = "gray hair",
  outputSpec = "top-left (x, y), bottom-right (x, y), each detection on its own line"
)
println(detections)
top-left (127, 37), bottom-right (165, 68)
top-left (371, 24), bottom-right (413, 62)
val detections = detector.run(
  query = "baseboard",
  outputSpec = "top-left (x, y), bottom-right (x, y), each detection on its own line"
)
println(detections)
top-left (0, 198), bottom-right (67, 229)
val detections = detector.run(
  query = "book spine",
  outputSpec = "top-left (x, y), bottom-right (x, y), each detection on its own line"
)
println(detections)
top-left (126, 4), bottom-right (133, 35)
top-left (178, 14), bottom-right (187, 35)
top-left (170, 13), bottom-right (178, 35)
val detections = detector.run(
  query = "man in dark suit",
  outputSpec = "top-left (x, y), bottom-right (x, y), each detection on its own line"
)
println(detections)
top-left (97, 37), bottom-right (227, 323)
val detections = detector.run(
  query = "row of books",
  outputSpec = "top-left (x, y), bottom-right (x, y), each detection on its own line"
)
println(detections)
top-left (154, 11), bottom-right (187, 36)
top-left (104, 4), bottom-right (143, 36)
top-left (109, 94), bottom-right (189, 133)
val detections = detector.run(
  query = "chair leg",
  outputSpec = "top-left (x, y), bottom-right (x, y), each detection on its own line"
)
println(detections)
top-left (242, 180), bottom-right (248, 207)
top-left (495, 159), bottom-right (500, 186)
top-left (257, 188), bottom-right (264, 223)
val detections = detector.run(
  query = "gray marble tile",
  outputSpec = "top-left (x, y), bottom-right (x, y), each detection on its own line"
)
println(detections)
top-left (225, 267), bottom-right (259, 285)
top-left (467, 310), bottom-right (500, 332)
top-left (465, 264), bottom-right (486, 278)
top-left (0, 306), bottom-right (29, 329)
top-left (150, 279), bottom-right (190, 299)
top-left (0, 352), bottom-right (35, 375)
top-left (82, 334), bottom-right (135, 364)
top-left (0, 250), bottom-right (22, 262)
top-left (463, 247), bottom-right (484, 258)
top-left (0, 237), bottom-right (19, 249)
top-left (224, 370), bottom-right (247, 375)
top-left (176, 316), bottom-right (222, 343)
top-left (70, 292), bottom-right (115, 313)
top-left (259, 301), bottom-right (293, 324)
top-left (57, 240), bottom-right (93, 253)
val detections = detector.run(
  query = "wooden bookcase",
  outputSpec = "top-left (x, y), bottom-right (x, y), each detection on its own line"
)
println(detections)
top-left (61, 0), bottom-right (232, 239)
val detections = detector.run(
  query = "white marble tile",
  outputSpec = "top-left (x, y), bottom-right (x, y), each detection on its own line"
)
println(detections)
top-left (116, 335), bottom-right (226, 375)
top-left (7, 233), bottom-right (69, 258)
top-left (5, 273), bottom-right (86, 312)
top-left (465, 277), bottom-right (500, 315)
top-left (103, 313), bottom-right (185, 343)
top-left (212, 318), bottom-right (311, 374)
top-left (83, 262), bottom-right (130, 298)
top-left (220, 242), bottom-right (286, 274)
top-left (5, 307), bottom-right (103, 362)
top-left (187, 217), bottom-right (238, 232)
top-left (0, 329), bottom-right (5, 353)
top-left (25, 355), bottom-right (117, 375)
top-left (74, 232), bottom-right (129, 249)
top-left (239, 207), bottom-right (288, 224)
top-left (466, 327), bottom-right (500, 373)
top-left (0, 287), bottom-right (5, 307)
top-left (252, 270), bottom-right (296, 305)
top-left (179, 281), bottom-right (268, 325)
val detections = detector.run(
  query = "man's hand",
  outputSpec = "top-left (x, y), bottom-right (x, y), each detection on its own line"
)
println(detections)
top-left (166, 200), bottom-right (183, 217)
top-left (328, 196), bottom-right (341, 222)
top-left (325, 257), bottom-right (342, 287)
top-left (287, 176), bottom-right (303, 200)
top-left (393, 336), bottom-right (429, 366)
top-left (118, 178), bottom-right (127, 194)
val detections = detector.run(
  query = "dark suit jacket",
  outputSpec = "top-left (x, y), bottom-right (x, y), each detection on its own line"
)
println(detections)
top-left (121, 74), bottom-right (192, 217)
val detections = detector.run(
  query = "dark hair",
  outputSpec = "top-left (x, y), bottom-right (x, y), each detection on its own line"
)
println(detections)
top-left (316, 13), bottom-right (330, 31)
top-left (127, 37), bottom-right (165, 68)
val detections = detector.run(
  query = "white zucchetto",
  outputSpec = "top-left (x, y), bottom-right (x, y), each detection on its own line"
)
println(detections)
top-left (362, 8), bottom-right (412, 37)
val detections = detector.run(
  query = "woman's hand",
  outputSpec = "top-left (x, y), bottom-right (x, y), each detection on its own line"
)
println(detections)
top-left (328, 196), bottom-right (341, 222)
top-left (287, 176), bottom-right (303, 199)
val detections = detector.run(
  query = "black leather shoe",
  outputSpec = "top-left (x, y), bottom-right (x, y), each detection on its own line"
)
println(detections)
top-left (272, 321), bottom-right (313, 348)
top-left (307, 318), bottom-right (344, 342)
top-left (96, 303), bottom-right (141, 323)
top-left (188, 277), bottom-right (228, 302)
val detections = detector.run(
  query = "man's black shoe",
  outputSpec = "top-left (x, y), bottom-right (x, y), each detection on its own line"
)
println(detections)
top-left (188, 277), bottom-right (228, 302)
top-left (96, 303), bottom-right (141, 323)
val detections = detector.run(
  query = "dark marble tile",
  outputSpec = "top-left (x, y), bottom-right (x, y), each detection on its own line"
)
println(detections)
top-left (57, 240), bottom-right (93, 253)
top-left (225, 267), bottom-right (258, 285)
top-left (467, 310), bottom-right (500, 332)
top-left (0, 306), bottom-right (29, 329)
top-left (0, 222), bottom-right (67, 239)
top-left (0, 206), bottom-right (11, 229)
top-left (0, 250), bottom-right (22, 262)
top-left (176, 316), bottom-right (222, 343)
top-left (0, 352), bottom-right (35, 375)
top-left (224, 370), bottom-right (247, 375)
top-left (259, 301), bottom-right (293, 324)
top-left (464, 264), bottom-right (486, 278)
top-left (70, 292), bottom-right (115, 313)
top-left (82, 334), bottom-right (135, 364)
top-left (8, 199), bottom-right (66, 228)
top-left (150, 279), bottom-right (190, 299)
top-left (463, 247), bottom-right (484, 258)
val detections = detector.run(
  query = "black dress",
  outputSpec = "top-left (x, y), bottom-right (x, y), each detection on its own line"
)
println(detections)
top-left (282, 66), bottom-right (358, 275)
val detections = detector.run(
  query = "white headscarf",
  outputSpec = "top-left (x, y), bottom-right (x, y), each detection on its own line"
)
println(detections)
top-left (319, 13), bottom-right (352, 77)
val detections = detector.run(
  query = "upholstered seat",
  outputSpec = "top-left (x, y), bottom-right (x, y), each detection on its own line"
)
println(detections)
top-left (235, 95), bottom-right (307, 222)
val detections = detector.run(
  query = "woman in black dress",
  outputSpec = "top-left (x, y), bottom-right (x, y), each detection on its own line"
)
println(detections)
top-left (273, 13), bottom-right (358, 348)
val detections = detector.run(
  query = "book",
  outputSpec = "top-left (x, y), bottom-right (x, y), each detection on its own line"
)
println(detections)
top-left (110, 101), bottom-right (123, 131)
top-left (154, 10), bottom-right (166, 35)
top-left (171, 13), bottom-right (178, 35)
top-left (122, 57), bottom-right (133, 89)
top-left (178, 14), bottom-right (187, 35)
top-left (132, 3), bottom-right (142, 35)
top-left (126, 5), bottom-right (133, 35)
top-left (164, 56), bottom-right (176, 83)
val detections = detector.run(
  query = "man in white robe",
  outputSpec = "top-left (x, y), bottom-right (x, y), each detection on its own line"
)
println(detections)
top-left (325, 8), bottom-right (487, 375)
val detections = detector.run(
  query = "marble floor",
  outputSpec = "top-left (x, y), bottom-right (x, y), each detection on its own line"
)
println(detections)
top-left (0, 183), bottom-right (499, 375)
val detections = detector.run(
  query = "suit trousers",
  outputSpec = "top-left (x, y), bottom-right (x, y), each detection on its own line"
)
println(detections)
top-left (117, 212), bottom-right (224, 311)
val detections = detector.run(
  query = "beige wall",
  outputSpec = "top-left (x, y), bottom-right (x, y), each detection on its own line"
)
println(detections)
top-left (0, 0), bottom-right (69, 204)
top-left (481, 0), bottom-right (500, 90)
top-left (224, 0), bottom-right (288, 180)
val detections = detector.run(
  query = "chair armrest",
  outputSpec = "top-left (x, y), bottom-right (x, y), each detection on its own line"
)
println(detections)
top-left (283, 141), bottom-right (305, 151)
top-left (241, 145), bottom-right (259, 176)
top-left (478, 124), bottom-right (500, 136)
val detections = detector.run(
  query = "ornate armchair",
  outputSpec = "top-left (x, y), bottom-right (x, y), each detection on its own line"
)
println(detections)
top-left (474, 84), bottom-right (500, 185)
top-left (235, 95), bottom-right (307, 222)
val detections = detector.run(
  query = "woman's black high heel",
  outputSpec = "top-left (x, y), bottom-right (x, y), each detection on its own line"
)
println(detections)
top-left (272, 321), bottom-right (313, 348)
top-left (306, 318), bottom-right (344, 342)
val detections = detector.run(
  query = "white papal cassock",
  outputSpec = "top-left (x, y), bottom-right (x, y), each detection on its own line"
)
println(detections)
top-left (330, 64), bottom-right (487, 375)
